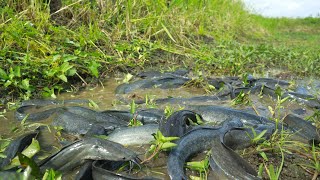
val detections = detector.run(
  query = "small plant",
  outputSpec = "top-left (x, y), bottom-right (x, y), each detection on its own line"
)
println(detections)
top-left (231, 90), bottom-right (251, 106)
top-left (164, 105), bottom-right (184, 118)
top-left (186, 152), bottom-right (210, 180)
top-left (144, 94), bottom-right (157, 109)
top-left (184, 71), bottom-right (216, 93)
top-left (259, 146), bottom-right (285, 180)
top-left (128, 100), bottom-right (143, 127)
top-left (142, 130), bottom-right (179, 163)
top-left (247, 127), bottom-right (268, 145)
top-left (299, 142), bottom-right (320, 180)
top-left (267, 86), bottom-right (290, 129)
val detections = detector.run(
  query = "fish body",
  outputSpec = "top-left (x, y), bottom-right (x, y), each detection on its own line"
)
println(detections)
top-left (107, 124), bottom-right (159, 146)
top-left (187, 105), bottom-right (271, 126)
top-left (40, 138), bottom-right (137, 173)
top-left (167, 119), bottom-right (243, 179)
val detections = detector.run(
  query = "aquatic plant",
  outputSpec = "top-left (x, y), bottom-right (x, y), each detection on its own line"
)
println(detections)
top-left (143, 130), bottom-right (179, 163)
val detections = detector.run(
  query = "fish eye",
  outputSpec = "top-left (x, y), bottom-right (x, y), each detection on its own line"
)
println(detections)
top-left (93, 145), bottom-right (99, 149)
top-left (122, 157), bottom-right (126, 160)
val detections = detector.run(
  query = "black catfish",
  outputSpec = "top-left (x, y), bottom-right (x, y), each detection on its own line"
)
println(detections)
top-left (39, 138), bottom-right (137, 173)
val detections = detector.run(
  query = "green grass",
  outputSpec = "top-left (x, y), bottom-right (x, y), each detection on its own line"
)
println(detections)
top-left (252, 15), bottom-right (320, 49)
top-left (0, 0), bottom-right (319, 101)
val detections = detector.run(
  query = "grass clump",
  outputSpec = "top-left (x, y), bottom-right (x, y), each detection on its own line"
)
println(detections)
top-left (0, 0), bottom-right (262, 100)
top-left (0, 0), bottom-right (319, 102)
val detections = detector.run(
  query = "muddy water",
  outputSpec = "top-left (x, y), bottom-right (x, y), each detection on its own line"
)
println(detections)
top-left (1, 75), bottom-right (319, 179)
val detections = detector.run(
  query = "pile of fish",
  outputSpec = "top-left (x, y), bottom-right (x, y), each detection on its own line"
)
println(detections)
top-left (0, 69), bottom-right (319, 179)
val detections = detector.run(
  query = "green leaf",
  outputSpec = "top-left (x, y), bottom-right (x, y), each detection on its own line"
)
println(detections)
top-left (52, 54), bottom-right (61, 61)
top-left (0, 139), bottom-right (11, 153)
top-left (258, 163), bottom-right (264, 178)
top-left (89, 99), bottom-right (99, 109)
top-left (66, 68), bottom-right (77, 76)
top-left (148, 144), bottom-right (156, 153)
top-left (252, 130), bottom-right (267, 143)
top-left (18, 153), bottom-right (40, 178)
top-left (57, 74), bottom-right (68, 82)
top-left (161, 142), bottom-right (177, 150)
top-left (21, 114), bottom-right (29, 125)
top-left (13, 66), bottom-right (21, 77)
top-left (62, 54), bottom-right (78, 62)
top-left (275, 86), bottom-right (282, 97)
top-left (186, 158), bottom-right (209, 172)
top-left (42, 168), bottom-right (62, 180)
top-left (128, 118), bottom-right (143, 127)
top-left (130, 100), bottom-right (136, 114)
top-left (0, 68), bottom-right (8, 80)
top-left (4, 80), bottom-right (12, 87)
top-left (260, 152), bottom-right (268, 161)
top-left (280, 96), bottom-right (290, 104)
top-left (21, 138), bottom-right (40, 157)
top-left (42, 87), bottom-right (56, 98)
top-left (20, 79), bottom-right (30, 90)
top-left (88, 61), bottom-right (101, 78)
top-left (60, 62), bottom-right (73, 73)
top-left (268, 164), bottom-right (276, 179)
top-left (94, 135), bottom-right (108, 139)
top-left (0, 153), bottom-right (7, 158)
top-left (161, 23), bottom-right (176, 43)
top-left (161, 136), bottom-right (180, 142)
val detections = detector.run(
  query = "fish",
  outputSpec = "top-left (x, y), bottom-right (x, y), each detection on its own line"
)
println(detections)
top-left (283, 114), bottom-right (320, 145)
top-left (107, 124), bottom-right (159, 146)
top-left (52, 108), bottom-right (127, 135)
top-left (15, 99), bottom-right (90, 121)
top-left (153, 95), bottom-right (227, 105)
top-left (75, 160), bottom-right (93, 180)
top-left (260, 85), bottom-right (320, 109)
top-left (39, 138), bottom-right (137, 173)
top-left (159, 110), bottom-right (201, 137)
top-left (101, 108), bottom-right (164, 124)
top-left (249, 78), bottom-right (290, 88)
top-left (167, 118), bottom-right (243, 179)
top-left (209, 135), bottom-right (259, 179)
top-left (115, 74), bottom-right (190, 94)
top-left (223, 124), bottom-right (274, 150)
top-left (15, 105), bottom-right (62, 121)
top-left (186, 105), bottom-right (272, 126)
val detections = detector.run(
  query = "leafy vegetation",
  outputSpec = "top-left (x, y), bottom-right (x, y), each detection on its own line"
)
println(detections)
top-left (0, 0), bottom-right (319, 101)
top-left (142, 130), bottom-right (179, 163)
top-left (186, 153), bottom-right (210, 180)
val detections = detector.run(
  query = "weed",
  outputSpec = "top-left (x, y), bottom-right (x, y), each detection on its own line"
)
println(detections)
top-left (128, 100), bottom-right (142, 126)
top-left (231, 90), bottom-right (251, 106)
top-left (186, 152), bottom-right (210, 180)
top-left (142, 130), bottom-right (179, 163)
top-left (258, 145), bottom-right (285, 180)
top-left (299, 143), bottom-right (320, 180)
top-left (184, 71), bottom-right (216, 93)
